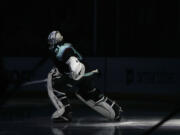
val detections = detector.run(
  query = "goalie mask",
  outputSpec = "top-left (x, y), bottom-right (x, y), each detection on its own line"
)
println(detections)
top-left (48, 31), bottom-right (63, 50)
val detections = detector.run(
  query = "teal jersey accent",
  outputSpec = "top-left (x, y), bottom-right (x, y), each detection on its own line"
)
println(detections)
top-left (54, 43), bottom-right (71, 61)
top-left (54, 43), bottom-right (83, 61)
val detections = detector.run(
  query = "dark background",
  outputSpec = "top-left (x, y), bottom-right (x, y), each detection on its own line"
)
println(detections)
top-left (1, 2), bottom-right (180, 134)
top-left (1, 0), bottom-right (180, 99)
top-left (2, 0), bottom-right (180, 57)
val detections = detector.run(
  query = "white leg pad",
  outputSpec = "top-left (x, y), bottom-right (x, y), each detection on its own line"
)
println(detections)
top-left (76, 93), bottom-right (120, 120)
top-left (47, 68), bottom-right (65, 118)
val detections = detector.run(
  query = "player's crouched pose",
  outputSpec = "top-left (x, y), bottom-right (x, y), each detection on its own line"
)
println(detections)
top-left (47, 30), bottom-right (123, 122)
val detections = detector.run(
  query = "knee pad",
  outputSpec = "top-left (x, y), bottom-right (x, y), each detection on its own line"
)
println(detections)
top-left (75, 89), bottom-right (122, 121)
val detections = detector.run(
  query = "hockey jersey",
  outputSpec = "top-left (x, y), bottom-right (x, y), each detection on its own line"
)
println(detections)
top-left (49, 43), bottom-right (83, 74)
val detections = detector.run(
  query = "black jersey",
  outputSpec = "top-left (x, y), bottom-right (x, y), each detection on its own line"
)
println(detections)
top-left (49, 43), bottom-right (83, 74)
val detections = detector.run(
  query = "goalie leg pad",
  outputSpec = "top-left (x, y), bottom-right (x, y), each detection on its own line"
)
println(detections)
top-left (75, 88), bottom-right (122, 121)
top-left (47, 68), bottom-right (72, 122)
